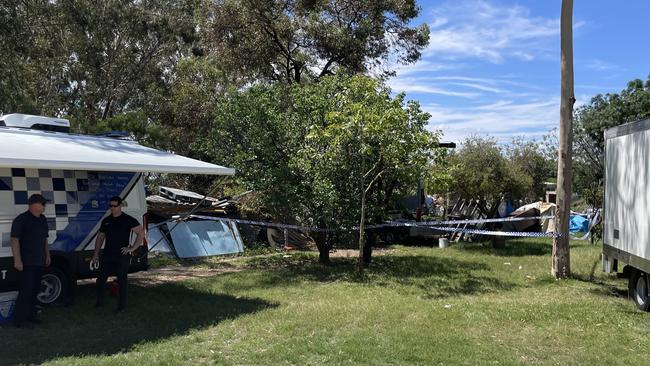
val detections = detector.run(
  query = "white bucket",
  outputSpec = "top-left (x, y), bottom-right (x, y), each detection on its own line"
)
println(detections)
top-left (439, 238), bottom-right (449, 248)
top-left (0, 291), bottom-right (18, 324)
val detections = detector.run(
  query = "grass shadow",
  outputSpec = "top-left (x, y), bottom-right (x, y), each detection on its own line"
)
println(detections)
top-left (239, 253), bottom-right (517, 299)
top-left (455, 238), bottom-right (553, 257)
top-left (569, 256), bottom-right (629, 300)
top-left (587, 284), bottom-right (628, 300)
top-left (0, 283), bottom-right (275, 365)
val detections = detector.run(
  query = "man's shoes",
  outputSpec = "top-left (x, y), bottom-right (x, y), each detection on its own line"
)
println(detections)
top-left (94, 302), bottom-right (104, 308)
top-left (114, 306), bottom-right (125, 314)
top-left (26, 318), bottom-right (43, 325)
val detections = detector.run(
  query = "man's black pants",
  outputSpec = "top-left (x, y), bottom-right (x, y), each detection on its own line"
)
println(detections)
top-left (14, 265), bottom-right (43, 324)
top-left (95, 255), bottom-right (130, 309)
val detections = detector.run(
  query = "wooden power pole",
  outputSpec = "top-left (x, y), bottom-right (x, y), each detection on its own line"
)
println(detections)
top-left (553, 0), bottom-right (575, 279)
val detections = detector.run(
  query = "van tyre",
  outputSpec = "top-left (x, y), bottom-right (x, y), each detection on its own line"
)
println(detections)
top-left (37, 267), bottom-right (69, 306)
top-left (629, 270), bottom-right (650, 311)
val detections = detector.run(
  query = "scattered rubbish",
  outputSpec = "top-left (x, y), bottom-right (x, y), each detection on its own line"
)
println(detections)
top-left (504, 262), bottom-right (511, 265)
top-left (503, 201), bottom-right (556, 233)
top-left (444, 304), bottom-right (452, 309)
top-left (569, 214), bottom-right (589, 234)
top-left (147, 186), bottom-right (238, 217)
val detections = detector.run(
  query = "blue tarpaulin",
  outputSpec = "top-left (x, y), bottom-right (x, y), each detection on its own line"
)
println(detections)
top-left (569, 215), bottom-right (589, 233)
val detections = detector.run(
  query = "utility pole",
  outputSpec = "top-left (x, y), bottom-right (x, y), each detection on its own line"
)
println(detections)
top-left (553, 0), bottom-right (575, 279)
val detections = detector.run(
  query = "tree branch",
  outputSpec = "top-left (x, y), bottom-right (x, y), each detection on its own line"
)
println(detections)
top-left (365, 168), bottom-right (386, 194)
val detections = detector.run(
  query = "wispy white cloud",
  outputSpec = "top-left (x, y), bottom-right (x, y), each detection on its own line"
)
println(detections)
top-left (383, 0), bottom-right (586, 145)
top-left (427, 75), bottom-right (546, 91)
top-left (423, 98), bottom-right (559, 143)
top-left (584, 59), bottom-right (618, 71)
top-left (424, 0), bottom-right (560, 63)
top-left (448, 82), bottom-right (505, 93)
top-left (389, 79), bottom-right (480, 98)
top-left (575, 84), bottom-right (619, 92)
top-left (390, 60), bottom-right (465, 76)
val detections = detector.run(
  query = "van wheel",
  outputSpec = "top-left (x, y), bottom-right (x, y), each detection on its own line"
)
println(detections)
top-left (629, 270), bottom-right (650, 311)
top-left (37, 267), bottom-right (69, 306)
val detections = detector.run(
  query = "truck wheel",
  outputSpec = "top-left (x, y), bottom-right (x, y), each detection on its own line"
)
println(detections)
top-left (629, 270), bottom-right (650, 311)
top-left (37, 267), bottom-right (69, 306)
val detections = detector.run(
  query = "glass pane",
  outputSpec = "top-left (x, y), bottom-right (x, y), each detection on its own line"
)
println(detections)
top-left (166, 220), bottom-right (243, 259)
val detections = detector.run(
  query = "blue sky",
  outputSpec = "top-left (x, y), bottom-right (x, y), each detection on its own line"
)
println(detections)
top-left (386, 0), bottom-right (650, 144)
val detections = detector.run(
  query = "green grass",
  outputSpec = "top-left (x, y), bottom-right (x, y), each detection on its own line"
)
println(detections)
top-left (2, 239), bottom-right (648, 366)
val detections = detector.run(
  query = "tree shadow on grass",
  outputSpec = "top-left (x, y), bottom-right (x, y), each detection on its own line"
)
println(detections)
top-left (240, 254), bottom-right (517, 299)
top-left (454, 239), bottom-right (554, 257)
top-left (0, 283), bottom-right (275, 366)
top-left (567, 256), bottom-right (629, 300)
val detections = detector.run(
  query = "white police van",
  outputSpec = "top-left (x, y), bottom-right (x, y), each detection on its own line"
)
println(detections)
top-left (0, 114), bottom-right (234, 305)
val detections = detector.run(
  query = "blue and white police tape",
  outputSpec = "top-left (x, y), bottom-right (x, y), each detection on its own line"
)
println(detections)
top-left (425, 226), bottom-right (563, 238)
top-left (364, 215), bottom-right (555, 229)
top-left (186, 214), bottom-right (562, 237)
top-left (190, 214), bottom-right (553, 231)
top-left (189, 215), bottom-right (330, 232)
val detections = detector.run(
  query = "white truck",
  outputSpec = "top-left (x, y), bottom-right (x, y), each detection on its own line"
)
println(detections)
top-left (0, 114), bottom-right (234, 306)
top-left (603, 117), bottom-right (650, 310)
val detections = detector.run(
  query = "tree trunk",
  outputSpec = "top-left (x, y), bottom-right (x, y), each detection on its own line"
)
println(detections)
top-left (314, 230), bottom-right (331, 265)
top-left (358, 173), bottom-right (368, 273)
top-left (553, 0), bottom-right (574, 279)
top-left (363, 230), bottom-right (374, 265)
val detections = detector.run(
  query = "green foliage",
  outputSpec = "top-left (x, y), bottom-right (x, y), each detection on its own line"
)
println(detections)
top-left (448, 136), bottom-right (539, 216)
top-left (200, 75), bottom-right (440, 230)
top-left (0, 0), bottom-right (202, 127)
top-left (205, 0), bottom-right (429, 83)
top-left (1, 1), bottom-right (433, 229)
top-left (0, 1), bottom-right (67, 115)
top-left (148, 57), bottom-right (230, 154)
top-left (505, 137), bottom-right (556, 200)
top-left (572, 74), bottom-right (650, 205)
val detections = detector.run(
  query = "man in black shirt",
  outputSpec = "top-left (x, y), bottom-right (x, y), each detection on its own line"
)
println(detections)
top-left (92, 196), bottom-right (144, 312)
top-left (11, 194), bottom-right (51, 327)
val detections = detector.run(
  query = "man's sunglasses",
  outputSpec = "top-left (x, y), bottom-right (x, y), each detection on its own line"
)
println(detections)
top-left (109, 204), bottom-right (120, 208)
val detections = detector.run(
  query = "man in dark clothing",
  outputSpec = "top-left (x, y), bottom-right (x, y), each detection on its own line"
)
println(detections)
top-left (11, 194), bottom-right (51, 328)
top-left (92, 196), bottom-right (143, 312)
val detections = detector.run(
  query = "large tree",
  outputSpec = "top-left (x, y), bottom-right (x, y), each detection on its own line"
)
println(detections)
top-left (205, 0), bottom-right (430, 84)
top-left (0, 0), bottom-right (202, 130)
top-left (199, 75), bottom-right (439, 264)
top-left (59, 0), bottom-right (201, 130)
top-left (505, 137), bottom-right (556, 200)
top-left (448, 136), bottom-right (533, 219)
top-left (0, 0), bottom-right (67, 115)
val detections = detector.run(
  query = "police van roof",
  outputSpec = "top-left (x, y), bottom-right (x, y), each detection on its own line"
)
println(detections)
top-left (0, 127), bottom-right (235, 175)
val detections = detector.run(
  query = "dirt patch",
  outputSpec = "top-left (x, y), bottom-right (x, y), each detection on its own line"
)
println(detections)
top-left (91, 248), bottom-right (398, 286)
top-left (329, 246), bottom-right (396, 258)
top-left (128, 265), bottom-right (242, 287)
